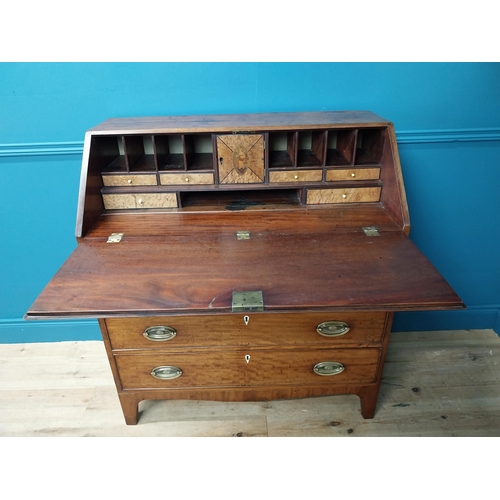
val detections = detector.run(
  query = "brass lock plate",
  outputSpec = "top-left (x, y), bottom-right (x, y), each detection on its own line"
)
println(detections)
top-left (232, 291), bottom-right (264, 312)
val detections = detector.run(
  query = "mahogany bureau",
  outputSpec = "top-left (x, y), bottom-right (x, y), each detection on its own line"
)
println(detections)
top-left (26, 111), bottom-right (464, 425)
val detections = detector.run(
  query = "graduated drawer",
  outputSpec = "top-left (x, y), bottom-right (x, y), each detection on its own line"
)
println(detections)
top-left (102, 193), bottom-right (177, 209)
top-left (326, 168), bottom-right (380, 182)
top-left (306, 187), bottom-right (381, 204)
top-left (269, 169), bottom-right (322, 183)
top-left (101, 174), bottom-right (158, 187)
top-left (159, 173), bottom-right (214, 185)
top-left (115, 347), bottom-right (381, 389)
top-left (104, 312), bottom-right (387, 349)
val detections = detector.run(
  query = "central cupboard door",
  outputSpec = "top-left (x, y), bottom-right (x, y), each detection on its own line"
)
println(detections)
top-left (217, 134), bottom-right (265, 184)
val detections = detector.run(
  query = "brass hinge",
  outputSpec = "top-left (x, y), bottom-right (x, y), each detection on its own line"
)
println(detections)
top-left (232, 291), bottom-right (264, 312)
top-left (236, 230), bottom-right (250, 240)
top-left (107, 233), bottom-right (124, 243)
top-left (362, 227), bottom-right (380, 236)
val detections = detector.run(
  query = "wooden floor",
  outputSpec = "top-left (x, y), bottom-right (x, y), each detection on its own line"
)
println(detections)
top-left (1, 329), bottom-right (499, 437)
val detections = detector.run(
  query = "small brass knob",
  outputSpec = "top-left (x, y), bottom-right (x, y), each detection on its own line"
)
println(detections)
top-left (294, 175), bottom-right (298, 179)
top-left (185, 177), bottom-right (189, 182)
top-left (351, 173), bottom-right (355, 177)
top-left (342, 194), bottom-right (347, 199)
top-left (127, 179), bottom-right (132, 184)
top-left (138, 198), bottom-right (143, 204)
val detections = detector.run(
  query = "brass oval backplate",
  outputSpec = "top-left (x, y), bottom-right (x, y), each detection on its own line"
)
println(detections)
top-left (316, 321), bottom-right (350, 337)
top-left (151, 366), bottom-right (183, 380)
top-left (143, 326), bottom-right (177, 342)
top-left (313, 361), bottom-right (345, 376)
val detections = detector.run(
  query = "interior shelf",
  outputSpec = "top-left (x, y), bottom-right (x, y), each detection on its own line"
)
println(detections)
top-left (325, 130), bottom-right (357, 166)
top-left (355, 129), bottom-right (386, 165)
top-left (155, 135), bottom-right (185, 171)
top-left (269, 132), bottom-right (297, 168)
top-left (94, 136), bottom-right (126, 173)
top-left (180, 188), bottom-right (302, 210)
top-left (185, 134), bottom-right (214, 171)
top-left (97, 135), bottom-right (156, 173)
top-left (124, 136), bottom-right (156, 172)
top-left (104, 155), bottom-right (127, 172)
top-left (297, 131), bottom-right (325, 167)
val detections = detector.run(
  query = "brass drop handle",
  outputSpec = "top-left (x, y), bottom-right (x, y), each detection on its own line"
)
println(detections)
top-left (313, 361), bottom-right (345, 376)
top-left (151, 366), bottom-right (183, 380)
top-left (143, 326), bottom-right (177, 341)
top-left (316, 321), bottom-right (350, 337)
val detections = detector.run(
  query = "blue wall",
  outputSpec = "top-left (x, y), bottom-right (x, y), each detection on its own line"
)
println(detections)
top-left (1, 63), bottom-right (499, 342)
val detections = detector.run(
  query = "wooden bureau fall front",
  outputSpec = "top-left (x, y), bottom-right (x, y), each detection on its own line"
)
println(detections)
top-left (26, 111), bottom-right (464, 425)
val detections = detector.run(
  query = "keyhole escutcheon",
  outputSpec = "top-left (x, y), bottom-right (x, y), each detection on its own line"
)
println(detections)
top-left (243, 315), bottom-right (249, 326)
top-left (245, 354), bottom-right (250, 364)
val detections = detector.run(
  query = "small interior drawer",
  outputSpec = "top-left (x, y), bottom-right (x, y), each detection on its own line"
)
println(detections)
top-left (101, 174), bottom-right (158, 186)
top-left (326, 168), bottom-right (380, 182)
top-left (102, 192), bottom-right (178, 209)
top-left (159, 173), bottom-right (214, 185)
top-left (269, 169), bottom-right (323, 183)
top-left (306, 187), bottom-right (381, 204)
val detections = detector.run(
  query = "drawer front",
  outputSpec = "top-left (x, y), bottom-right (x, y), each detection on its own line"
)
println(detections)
top-left (105, 312), bottom-right (387, 349)
top-left (306, 187), bottom-right (381, 204)
top-left (102, 193), bottom-right (177, 209)
top-left (115, 347), bottom-right (381, 389)
top-left (102, 174), bottom-right (158, 187)
top-left (269, 169), bottom-right (322, 183)
top-left (159, 173), bottom-right (214, 185)
top-left (326, 168), bottom-right (380, 182)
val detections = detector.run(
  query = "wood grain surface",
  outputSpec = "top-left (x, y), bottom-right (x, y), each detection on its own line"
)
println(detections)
top-left (26, 213), bottom-right (464, 318)
top-left (114, 347), bottom-right (381, 389)
top-left (105, 311), bottom-right (388, 349)
top-left (88, 111), bottom-right (391, 135)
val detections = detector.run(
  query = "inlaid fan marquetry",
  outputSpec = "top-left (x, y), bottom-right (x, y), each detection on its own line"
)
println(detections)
top-left (217, 134), bottom-right (265, 184)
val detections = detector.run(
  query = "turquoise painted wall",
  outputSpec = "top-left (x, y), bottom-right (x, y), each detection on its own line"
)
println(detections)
top-left (1, 63), bottom-right (499, 342)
